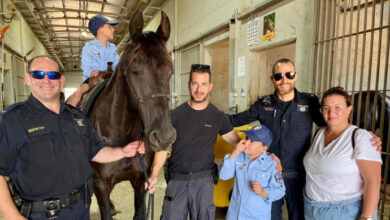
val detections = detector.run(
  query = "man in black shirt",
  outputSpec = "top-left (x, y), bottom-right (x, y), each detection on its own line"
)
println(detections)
top-left (228, 58), bottom-right (381, 220)
top-left (0, 55), bottom-right (144, 220)
top-left (152, 64), bottom-right (241, 220)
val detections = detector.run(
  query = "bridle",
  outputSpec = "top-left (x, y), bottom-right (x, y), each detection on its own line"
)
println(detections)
top-left (125, 71), bottom-right (172, 220)
top-left (125, 73), bottom-right (170, 104)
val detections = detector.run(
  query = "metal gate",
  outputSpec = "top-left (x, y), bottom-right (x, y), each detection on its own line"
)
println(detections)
top-left (312, 0), bottom-right (390, 218)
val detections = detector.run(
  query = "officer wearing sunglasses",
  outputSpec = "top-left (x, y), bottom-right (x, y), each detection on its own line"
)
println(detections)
top-left (228, 58), bottom-right (327, 220)
top-left (0, 55), bottom-right (144, 220)
top-left (228, 58), bottom-right (382, 220)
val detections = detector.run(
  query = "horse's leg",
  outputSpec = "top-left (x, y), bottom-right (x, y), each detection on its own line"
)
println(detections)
top-left (130, 177), bottom-right (147, 220)
top-left (94, 177), bottom-right (115, 220)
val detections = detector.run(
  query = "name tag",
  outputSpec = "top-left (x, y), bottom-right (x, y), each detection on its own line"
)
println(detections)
top-left (264, 107), bottom-right (275, 111)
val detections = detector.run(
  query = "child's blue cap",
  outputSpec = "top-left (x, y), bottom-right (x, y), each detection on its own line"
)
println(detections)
top-left (242, 125), bottom-right (273, 146)
top-left (88, 14), bottom-right (118, 35)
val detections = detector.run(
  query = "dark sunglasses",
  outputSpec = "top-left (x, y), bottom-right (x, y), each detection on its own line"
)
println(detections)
top-left (190, 64), bottom-right (210, 72)
top-left (272, 71), bottom-right (296, 81)
top-left (29, 71), bottom-right (62, 80)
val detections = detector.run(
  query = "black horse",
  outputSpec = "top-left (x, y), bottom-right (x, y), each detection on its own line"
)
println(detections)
top-left (351, 91), bottom-right (390, 155)
top-left (86, 10), bottom-right (176, 220)
top-left (350, 91), bottom-right (390, 183)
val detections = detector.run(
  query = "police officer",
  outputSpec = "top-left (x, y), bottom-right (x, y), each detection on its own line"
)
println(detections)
top-left (228, 58), bottom-right (381, 220)
top-left (0, 55), bottom-right (144, 220)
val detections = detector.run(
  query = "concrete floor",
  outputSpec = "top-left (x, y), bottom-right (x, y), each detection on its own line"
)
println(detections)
top-left (90, 170), bottom-right (167, 220)
top-left (0, 169), bottom-right (290, 220)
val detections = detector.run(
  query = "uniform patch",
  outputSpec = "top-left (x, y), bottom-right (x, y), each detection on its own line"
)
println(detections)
top-left (75, 118), bottom-right (86, 127)
top-left (297, 104), bottom-right (309, 112)
top-left (92, 50), bottom-right (101, 58)
top-left (204, 124), bottom-right (212, 127)
top-left (274, 173), bottom-right (284, 186)
top-left (27, 126), bottom-right (45, 133)
top-left (264, 107), bottom-right (275, 111)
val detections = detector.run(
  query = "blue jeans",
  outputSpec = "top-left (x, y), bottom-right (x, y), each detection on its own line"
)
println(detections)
top-left (304, 194), bottom-right (377, 220)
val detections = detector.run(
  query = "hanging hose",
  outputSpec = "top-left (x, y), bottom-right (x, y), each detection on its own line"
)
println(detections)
top-left (1, 24), bottom-right (11, 110)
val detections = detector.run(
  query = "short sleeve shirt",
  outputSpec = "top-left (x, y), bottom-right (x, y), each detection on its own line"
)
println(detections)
top-left (81, 38), bottom-right (120, 81)
top-left (0, 95), bottom-right (105, 201)
top-left (169, 102), bottom-right (233, 173)
top-left (303, 125), bottom-right (382, 202)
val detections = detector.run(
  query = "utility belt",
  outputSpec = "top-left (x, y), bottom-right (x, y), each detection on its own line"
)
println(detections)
top-left (164, 159), bottom-right (219, 184)
top-left (8, 179), bottom-right (93, 219)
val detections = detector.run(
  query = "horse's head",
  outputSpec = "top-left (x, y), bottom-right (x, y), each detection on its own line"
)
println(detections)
top-left (118, 9), bottom-right (176, 152)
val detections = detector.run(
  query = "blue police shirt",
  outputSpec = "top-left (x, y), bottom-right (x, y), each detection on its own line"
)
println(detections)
top-left (81, 38), bottom-right (120, 81)
top-left (220, 152), bottom-right (286, 220)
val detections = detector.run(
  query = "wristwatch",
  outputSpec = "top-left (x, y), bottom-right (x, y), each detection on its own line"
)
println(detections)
top-left (361, 215), bottom-right (374, 220)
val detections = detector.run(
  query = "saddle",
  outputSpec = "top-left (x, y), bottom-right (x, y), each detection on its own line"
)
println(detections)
top-left (78, 62), bottom-right (113, 114)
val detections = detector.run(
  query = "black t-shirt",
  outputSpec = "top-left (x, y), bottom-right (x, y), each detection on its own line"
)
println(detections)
top-left (169, 102), bottom-right (233, 173)
top-left (0, 95), bottom-right (105, 201)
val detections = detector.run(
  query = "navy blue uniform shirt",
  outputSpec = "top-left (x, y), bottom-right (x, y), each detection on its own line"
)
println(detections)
top-left (228, 89), bottom-right (326, 172)
top-left (0, 95), bottom-right (105, 201)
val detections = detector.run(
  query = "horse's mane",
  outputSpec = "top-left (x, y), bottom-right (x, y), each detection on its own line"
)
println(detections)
top-left (119, 32), bottom-right (172, 71)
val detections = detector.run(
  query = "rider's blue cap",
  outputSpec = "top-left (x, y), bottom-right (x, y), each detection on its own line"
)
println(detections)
top-left (242, 125), bottom-right (273, 146)
top-left (88, 14), bottom-right (118, 35)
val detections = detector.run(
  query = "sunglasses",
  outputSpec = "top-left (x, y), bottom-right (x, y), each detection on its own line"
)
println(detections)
top-left (272, 71), bottom-right (296, 81)
top-left (29, 71), bottom-right (62, 80)
top-left (190, 64), bottom-right (210, 72)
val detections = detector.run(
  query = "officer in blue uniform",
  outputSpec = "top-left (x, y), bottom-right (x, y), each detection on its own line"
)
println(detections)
top-left (220, 125), bottom-right (285, 220)
top-left (0, 55), bottom-right (143, 220)
top-left (228, 58), bottom-right (325, 220)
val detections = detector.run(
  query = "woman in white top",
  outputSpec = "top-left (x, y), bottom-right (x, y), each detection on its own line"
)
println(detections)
top-left (303, 87), bottom-right (382, 220)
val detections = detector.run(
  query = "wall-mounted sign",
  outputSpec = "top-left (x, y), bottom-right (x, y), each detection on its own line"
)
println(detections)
top-left (263, 13), bottom-right (275, 40)
top-left (247, 16), bottom-right (259, 45)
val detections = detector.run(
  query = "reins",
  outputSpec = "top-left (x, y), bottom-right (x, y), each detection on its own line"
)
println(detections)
top-left (136, 152), bottom-right (154, 220)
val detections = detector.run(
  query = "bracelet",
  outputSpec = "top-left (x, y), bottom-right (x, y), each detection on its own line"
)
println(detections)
top-left (360, 215), bottom-right (374, 220)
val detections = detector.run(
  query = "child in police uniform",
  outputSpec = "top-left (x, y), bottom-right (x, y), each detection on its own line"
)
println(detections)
top-left (220, 125), bottom-right (285, 220)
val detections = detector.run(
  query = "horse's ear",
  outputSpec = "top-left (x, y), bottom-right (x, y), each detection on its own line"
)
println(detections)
top-left (156, 11), bottom-right (170, 41)
top-left (129, 9), bottom-right (144, 42)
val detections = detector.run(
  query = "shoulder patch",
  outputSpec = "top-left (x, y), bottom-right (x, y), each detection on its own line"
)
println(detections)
top-left (260, 95), bottom-right (272, 105)
top-left (274, 173), bottom-right (284, 187)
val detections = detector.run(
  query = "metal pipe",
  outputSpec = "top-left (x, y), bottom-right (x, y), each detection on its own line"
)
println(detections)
top-left (327, 0), bottom-right (337, 88)
top-left (350, 0), bottom-right (362, 119)
top-left (311, 0), bottom-right (321, 94)
top-left (355, 0), bottom-right (369, 129)
top-left (345, 0), bottom-right (355, 91)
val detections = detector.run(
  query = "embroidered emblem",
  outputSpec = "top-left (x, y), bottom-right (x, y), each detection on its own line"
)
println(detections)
top-left (274, 173), bottom-right (284, 186)
top-left (297, 104), bottom-right (308, 112)
top-left (27, 126), bottom-right (45, 133)
top-left (75, 118), bottom-right (86, 127)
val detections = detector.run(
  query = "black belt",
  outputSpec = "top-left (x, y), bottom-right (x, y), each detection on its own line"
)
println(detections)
top-left (170, 169), bottom-right (213, 181)
top-left (21, 185), bottom-right (86, 219)
top-left (282, 171), bottom-right (298, 179)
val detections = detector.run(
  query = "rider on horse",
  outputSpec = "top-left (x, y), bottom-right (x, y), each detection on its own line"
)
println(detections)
top-left (67, 14), bottom-right (119, 107)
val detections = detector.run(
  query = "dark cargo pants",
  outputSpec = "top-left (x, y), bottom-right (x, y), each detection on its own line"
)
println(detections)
top-left (161, 176), bottom-right (215, 220)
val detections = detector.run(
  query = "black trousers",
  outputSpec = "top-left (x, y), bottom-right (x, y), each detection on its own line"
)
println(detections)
top-left (271, 173), bottom-right (305, 220)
